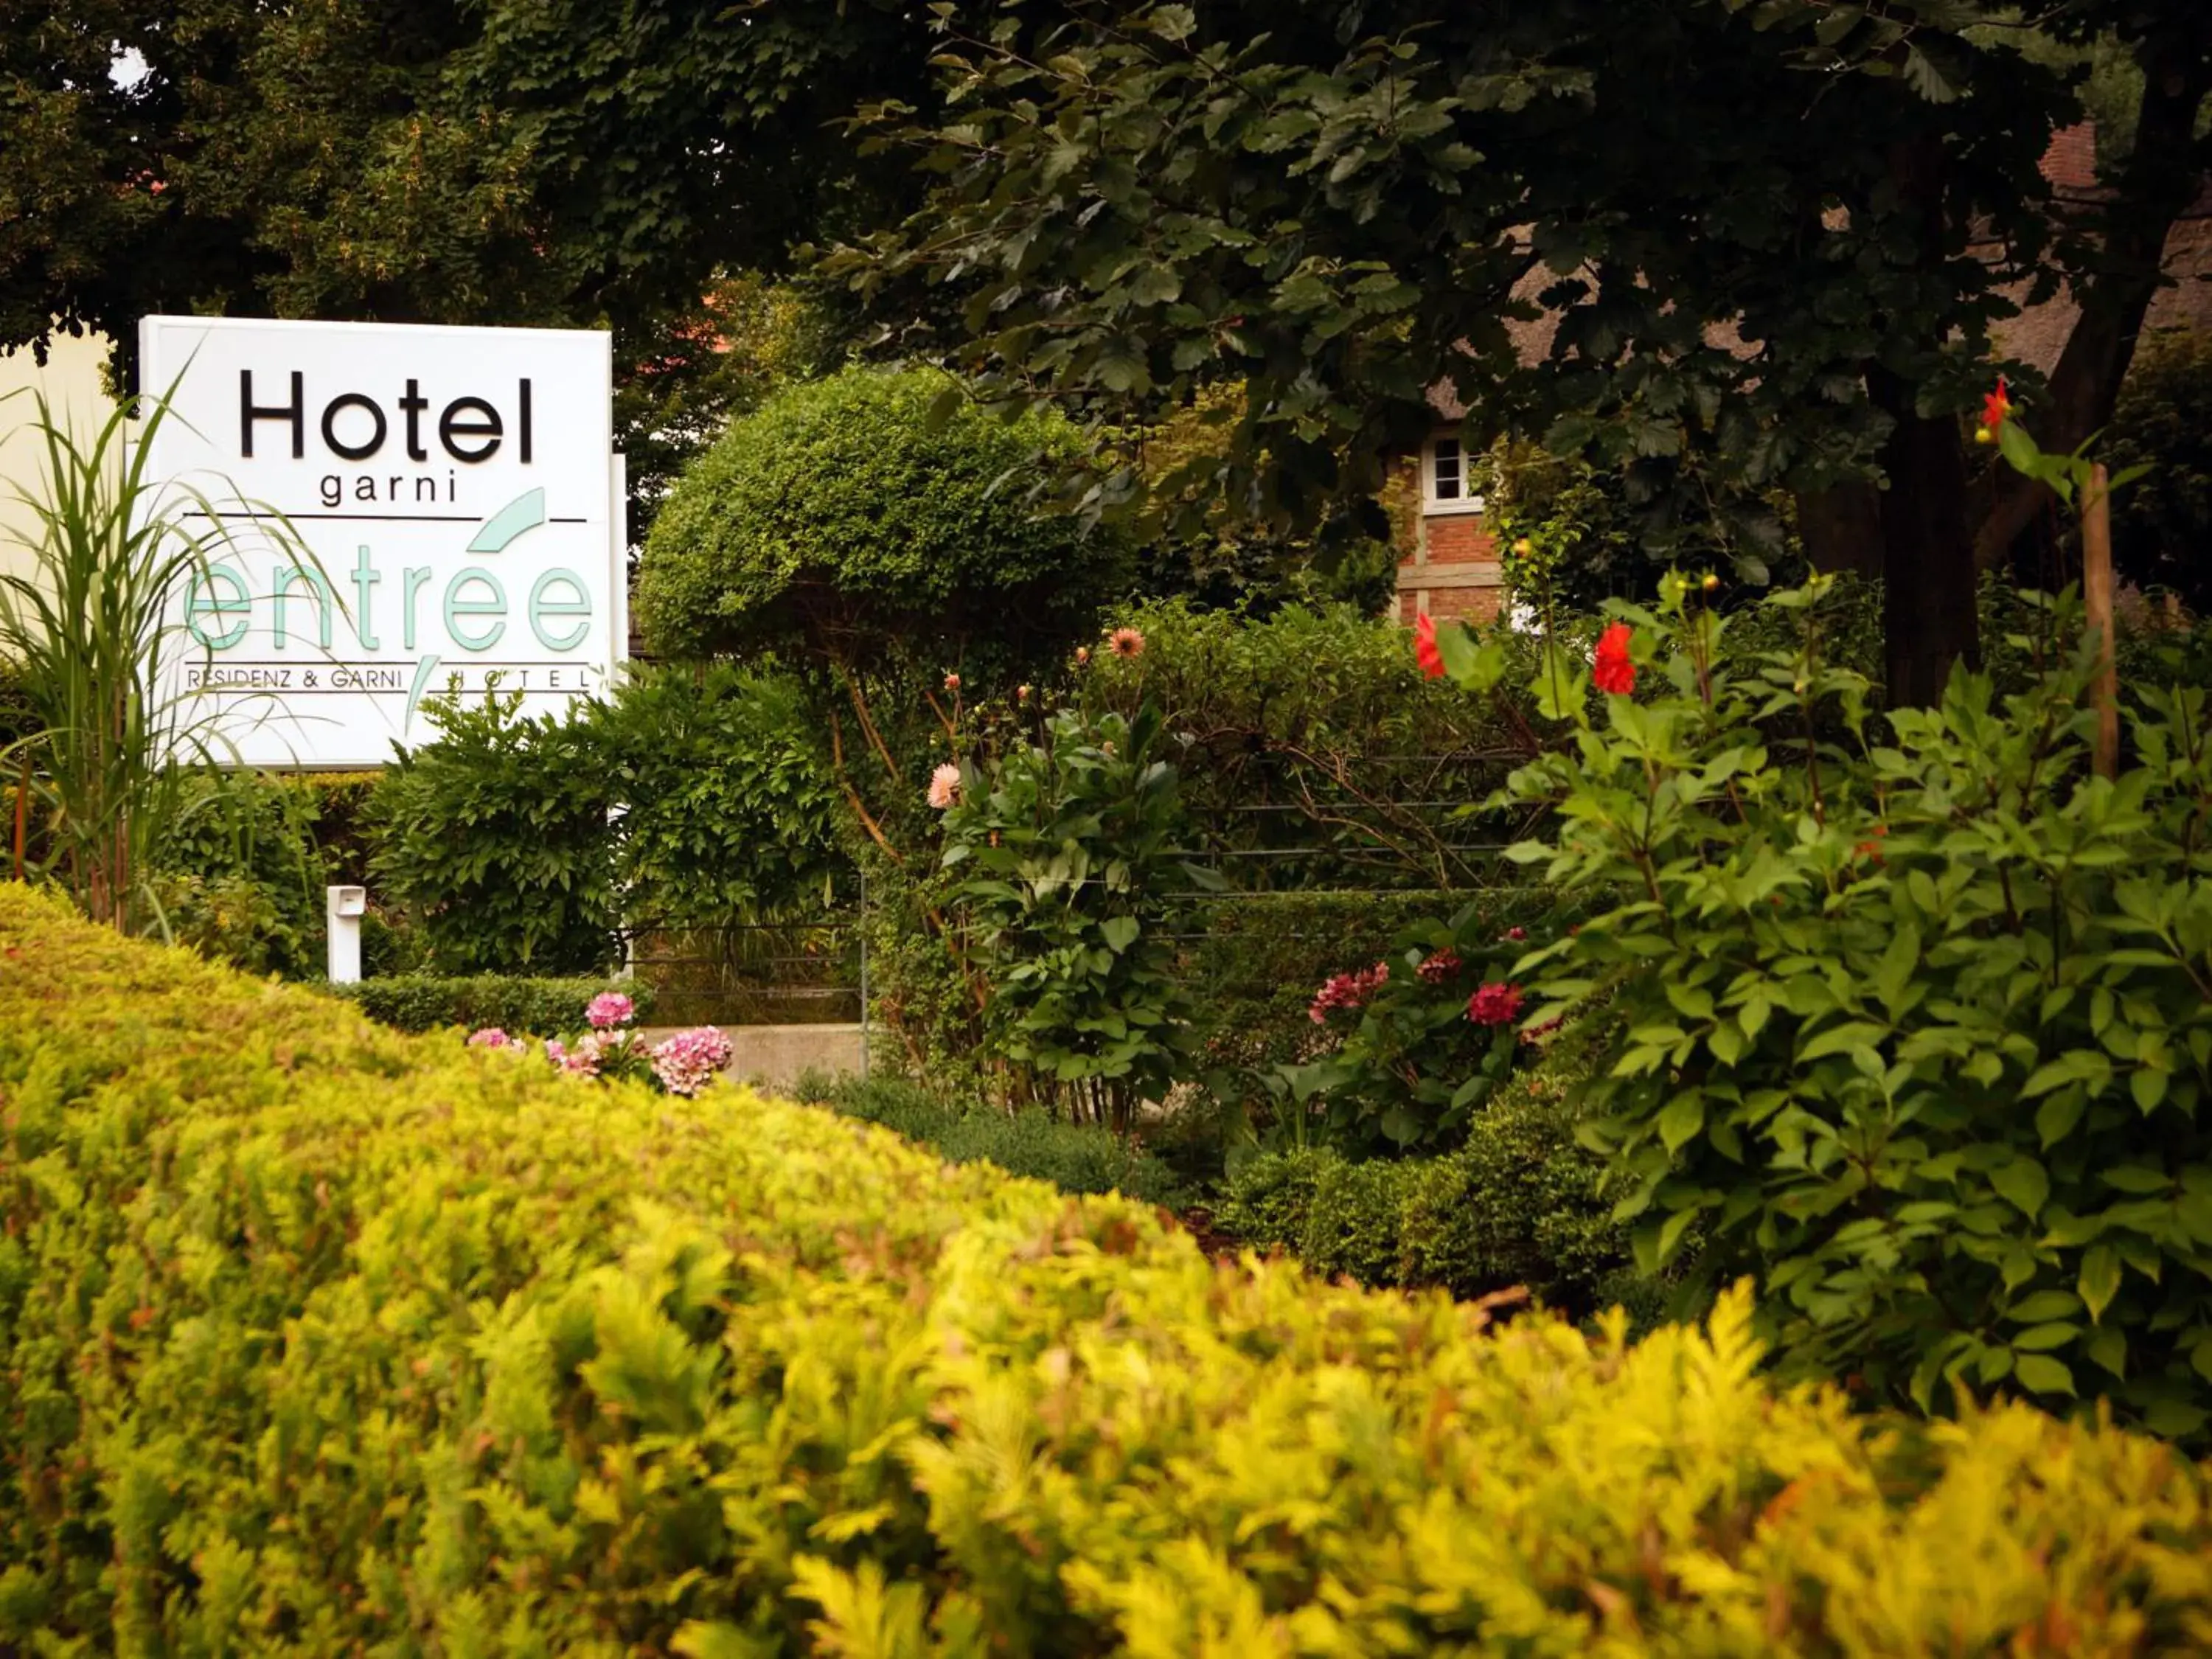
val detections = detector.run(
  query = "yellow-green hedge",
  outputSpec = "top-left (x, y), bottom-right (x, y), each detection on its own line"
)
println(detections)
top-left (4, 881), bottom-right (2212, 1655)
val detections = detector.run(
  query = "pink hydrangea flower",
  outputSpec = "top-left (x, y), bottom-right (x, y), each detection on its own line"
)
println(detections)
top-left (652, 1026), bottom-right (733, 1096)
top-left (928, 763), bottom-right (961, 810)
top-left (1310, 962), bottom-right (1390, 1024)
top-left (466, 1027), bottom-right (512, 1049)
top-left (1467, 982), bottom-right (1525, 1027)
top-left (548, 1032), bottom-right (620, 1078)
top-left (586, 990), bottom-right (636, 1029)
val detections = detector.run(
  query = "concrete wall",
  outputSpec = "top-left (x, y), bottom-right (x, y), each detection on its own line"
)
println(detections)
top-left (0, 331), bottom-right (117, 584)
top-left (639, 1022), bottom-right (870, 1096)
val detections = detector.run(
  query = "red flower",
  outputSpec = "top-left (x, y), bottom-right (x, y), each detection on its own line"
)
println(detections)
top-left (1467, 981), bottom-right (1523, 1027)
top-left (1413, 613), bottom-right (1446, 680)
top-left (1310, 962), bottom-right (1391, 1024)
top-left (1981, 378), bottom-right (2011, 437)
top-left (1592, 622), bottom-right (1635, 696)
top-left (1416, 949), bottom-right (1463, 984)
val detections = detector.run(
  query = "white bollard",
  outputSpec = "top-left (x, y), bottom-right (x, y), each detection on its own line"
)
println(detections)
top-left (327, 886), bottom-right (366, 984)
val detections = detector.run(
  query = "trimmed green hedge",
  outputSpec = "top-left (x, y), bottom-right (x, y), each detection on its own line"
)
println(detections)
top-left (8, 883), bottom-right (2212, 1652)
top-left (330, 973), bottom-right (650, 1035)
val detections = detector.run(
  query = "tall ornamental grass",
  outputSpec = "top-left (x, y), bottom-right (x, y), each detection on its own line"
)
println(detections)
top-left (0, 385), bottom-right (303, 932)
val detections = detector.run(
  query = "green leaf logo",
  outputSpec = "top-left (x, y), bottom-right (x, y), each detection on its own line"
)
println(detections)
top-left (405, 654), bottom-right (444, 730)
top-left (467, 488), bottom-right (546, 554)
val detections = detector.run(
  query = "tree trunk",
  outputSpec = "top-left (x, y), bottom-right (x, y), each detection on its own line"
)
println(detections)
top-left (1869, 366), bottom-right (1978, 707)
top-left (1868, 133), bottom-right (1981, 707)
top-left (1975, 44), bottom-right (2212, 569)
top-left (1795, 481), bottom-right (1885, 580)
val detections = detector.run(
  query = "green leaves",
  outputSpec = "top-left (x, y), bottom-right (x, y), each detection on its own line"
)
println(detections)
top-left (1529, 644), bottom-right (1588, 724)
top-left (1495, 577), bottom-right (2212, 1437)
top-left (1991, 1158), bottom-right (2049, 1222)
top-left (944, 704), bottom-right (1192, 1130)
top-left (2080, 1246), bottom-right (2124, 1324)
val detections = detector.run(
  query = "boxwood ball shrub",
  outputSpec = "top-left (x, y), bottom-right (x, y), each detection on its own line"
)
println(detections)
top-left (13, 884), bottom-right (2212, 1652)
top-left (636, 366), bottom-right (1131, 672)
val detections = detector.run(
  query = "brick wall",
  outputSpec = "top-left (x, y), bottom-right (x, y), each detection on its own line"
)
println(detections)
top-left (1389, 451), bottom-right (1507, 626)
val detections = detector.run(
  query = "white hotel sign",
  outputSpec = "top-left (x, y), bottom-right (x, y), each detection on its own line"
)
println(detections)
top-left (139, 316), bottom-right (625, 768)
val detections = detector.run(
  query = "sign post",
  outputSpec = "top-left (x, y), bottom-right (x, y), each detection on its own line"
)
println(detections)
top-left (138, 316), bottom-right (622, 768)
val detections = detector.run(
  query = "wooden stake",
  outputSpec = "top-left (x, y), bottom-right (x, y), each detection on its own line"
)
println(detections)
top-left (2082, 460), bottom-right (2119, 780)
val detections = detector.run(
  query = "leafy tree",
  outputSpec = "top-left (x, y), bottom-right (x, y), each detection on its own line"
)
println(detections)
top-left (841, 0), bottom-right (2209, 704)
top-left (1121, 383), bottom-right (1399, 614)
top-left (0, 0), bottom-right (945, 513)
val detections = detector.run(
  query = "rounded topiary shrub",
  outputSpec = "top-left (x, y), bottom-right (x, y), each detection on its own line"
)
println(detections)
top-left (636, 366), bottom-right (1130, 669)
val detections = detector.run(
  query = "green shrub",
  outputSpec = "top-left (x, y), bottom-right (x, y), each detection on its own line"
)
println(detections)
top-left (364, 668), bottom-right (851, 987)
top-left (944, 703), bottom-right (1194, 1130)
top-left (291, 770), bottom-right (384, 886)
top-left (0, 653), bottom-right (32, 753)
top-left (636, 366), bottom-right (1130, 672)
top-left (145, 768), bottom-right (329, 978)
top-left (330, 972), bottom-right (651, 1036)
top-left (2107, 327), bottom-right (2212, 611)
top-left (603, 664), bottom-right (849, 932)
top-left (803, 1074), bottom-right (1183, 1206)
top-left (367, 689), bottom-right (622, 975)
top-left (1463, 575), bottom-right (2212, 1434)
top-left (10, 883), bottom-right (2212, 1653)
top-left (1281, 889), bottom-right (1590, 1155)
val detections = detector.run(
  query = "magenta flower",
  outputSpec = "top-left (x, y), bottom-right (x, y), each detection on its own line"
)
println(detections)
top-left (466, 1027), bottom-right (512, 1049)
top-left (1466, 982), bottom-right (1525, 1027)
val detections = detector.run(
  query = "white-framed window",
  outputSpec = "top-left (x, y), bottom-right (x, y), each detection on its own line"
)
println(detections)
top-left (1423, 436), bottom-right (1483, 515)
